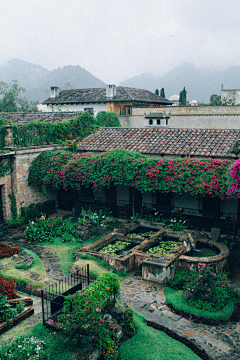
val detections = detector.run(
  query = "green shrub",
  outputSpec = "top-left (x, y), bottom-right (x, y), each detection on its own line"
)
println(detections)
top-left (182, 263), bottom-right (239, 312)
top-left (0, 295), bottom-right (16, 324)
top-left (7, 200), bottom-right (56, 228)
top-left (57, 273), bottom-right (121, 348)
top-left (15, 262), bottom-right (27, 270)
top-left (167, 268), bottom-right (194, 290)
top-left (25, 215), bottom-right (81, 243)
top-left (96, 111), bottom-right (121, 127)
top-left (165, 286), bottom-right (236, 321)
top-left (122, 308), bottom-right (137, 337)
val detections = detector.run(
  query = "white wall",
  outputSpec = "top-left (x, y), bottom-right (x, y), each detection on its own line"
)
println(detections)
top-left (38, 103), bottom-right (107, 116)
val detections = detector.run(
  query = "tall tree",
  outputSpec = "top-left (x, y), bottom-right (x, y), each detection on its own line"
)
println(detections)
top-left (155, 89), bottom-right (159, 95)
top-left (160, 88), bottom-right (165, 98)
top-left (210, 94), bottom-right (222, 106)
top-left (0, 80), bottom-right (30, 112)
top-left (179, 87), bottom-right (187, 106)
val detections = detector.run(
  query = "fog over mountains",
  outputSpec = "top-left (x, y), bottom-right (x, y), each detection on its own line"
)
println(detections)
top-left (1, 59), bottom-right (240, 103)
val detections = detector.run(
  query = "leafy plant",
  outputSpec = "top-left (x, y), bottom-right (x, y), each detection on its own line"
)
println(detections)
top-left (126, 230), bottom-right (156, 238)
top-left (99, 241), bottom-right (131, 255)
top-left (0, 243), bottom-right (22, 259)
top-left (0, 277), bottom-right (17, 299)
top-left (56, 273), bottom-right (121, 353)
top-left (181, 263), bottom-right (239, 312)
top-left (79, 208), bottom-right (114, 226)
top-left (122, 308), bottom-right (137, 337)
top-left (25, 215), bottom-right (82, 243)
top-left (167, 269), bottom-right (194, 290)
top-left (16, 300), bottom-right (25, 313)
top-left (28, 149), bottom-right (233, 200)
top-left (147, 240), bottom-right (177, 255)
top-left (0, 295), bottom-right (16, 324)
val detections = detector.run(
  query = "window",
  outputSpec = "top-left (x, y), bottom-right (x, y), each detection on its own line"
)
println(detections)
top-left (157, 119), bottom-right (161, 125)
top-left (84, 108), bottom-right (94, 115)
top-left (149, 119), bottom-right (153, 125)
top-left (166, 118), bottom-right (168, 125)
top-left (125, 106), bottom-right (132, 115)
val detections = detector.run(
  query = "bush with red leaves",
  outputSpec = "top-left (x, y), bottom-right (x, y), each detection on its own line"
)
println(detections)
top-left (0, 243), bottom-right (22, 259)
top-left (0, 277), bottom-right (17, 299)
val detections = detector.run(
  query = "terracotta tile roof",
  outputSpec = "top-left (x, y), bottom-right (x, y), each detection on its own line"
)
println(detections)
top-left (43, 86), bottom-right (172, 105)
top-left (0, 112), bottom-right (80, 124)
top-left (77, 127), bottom-right (239, 158)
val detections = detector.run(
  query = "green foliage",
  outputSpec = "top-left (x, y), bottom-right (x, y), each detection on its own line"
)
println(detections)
top-left (8, 193), bottom-right (17, 219)
top-left (15, 262), bottom-right (27, 270)
top-left (99, 241), bottom-right (131, 255)
top-left (160, 87), bottom-right (165, 98)
top-left (79, 208), bottom-right (114, 226)
top-left (12, 111), bottom-right (97, 147)
top-left (0, 157), bottom-right (11, 179)
top-left (127, 230), bottom-right (155, 238)
top-left (155, 89), bottom-right (159, 95)
top-left (165, 286), bottom-right (237, 321)
top-left (96, 111), bottom-right (121, 127)
top-left (182, 263), bottom-right (239, 312)
top-left (179, 87), bottom-right (187, 106)
top-left (122, 308), bottom-right (137, 337)
top-left (0, 336), bottom-right (45, 359)
top-left (162, 217), bottom-right (191, 231)
top-left (220, 236), bottom-right (240, 267)
top-left (147, 240), bottom-right (177, 255)
top-left (8, 200), bottom-right (56, 227)
top-left (210, 94), bottom-right (222, 106)
top-left (15, 300), bottom-right (25, 313)
top-left (0, 80), bottom-right (30, 112)
top-left (0, 295), bottom-right (16, 324)
top-left (57, 273), bottom-right (121, 351)
top-left (25, 215), bottom-right (82, 243)
top-left (167, 268), bottom-right (194, 290)
top-left (28, 149), bottom-right (233, 199)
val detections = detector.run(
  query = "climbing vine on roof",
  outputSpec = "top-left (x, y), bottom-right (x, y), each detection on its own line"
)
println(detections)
top-left (28, 149), bottom-right (234, 199)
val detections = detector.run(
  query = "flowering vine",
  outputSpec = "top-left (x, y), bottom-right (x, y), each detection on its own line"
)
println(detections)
top-left (28, 149), bottom-right (235, 198)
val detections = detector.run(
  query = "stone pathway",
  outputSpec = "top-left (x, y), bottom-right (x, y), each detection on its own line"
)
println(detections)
top-left (119, 274), bottom-right (240, 360)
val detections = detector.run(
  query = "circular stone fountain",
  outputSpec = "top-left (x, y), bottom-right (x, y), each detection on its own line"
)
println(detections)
top-left (179, 238), bottom-right (230, 272)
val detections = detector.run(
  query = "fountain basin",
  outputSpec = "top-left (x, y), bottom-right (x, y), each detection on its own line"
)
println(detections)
top-left (179, 238), bottom-right (229, 272)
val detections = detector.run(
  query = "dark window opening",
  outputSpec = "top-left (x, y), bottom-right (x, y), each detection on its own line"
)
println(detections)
top-left (84, 108), bottom-right (94, 115)
top-left (149, 119), bottom-right (153, 125)
top-left (125, 106), bottom-right (132, 115)
top-left (156, 191), bottom-right (172, 208)
top-left (166, 118), bottom-right (168, 125)
top-left (157, 119), bottom-right (161, 125)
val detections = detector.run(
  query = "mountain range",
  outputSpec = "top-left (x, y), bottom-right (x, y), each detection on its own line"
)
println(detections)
top-left (0, 59), bottom-right (240, 103)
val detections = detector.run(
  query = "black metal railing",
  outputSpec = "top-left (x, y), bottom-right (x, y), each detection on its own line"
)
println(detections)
top-left (41, 264), bottom-right (89, 325)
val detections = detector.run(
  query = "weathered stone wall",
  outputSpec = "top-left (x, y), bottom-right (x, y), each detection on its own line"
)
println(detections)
top-left (0, 112), bottom-right (79, 125)
top-left (0, 162), bottom-right (12, 220)
top-left (12, 145), bottom-right (70, 216)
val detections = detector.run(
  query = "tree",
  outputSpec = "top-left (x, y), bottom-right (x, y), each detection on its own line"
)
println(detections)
top-left (155, 89), bottom-right (159, 95)
top-left (96, 111), bottom-right (121, 127)
top-left (0, 80), bottom-right (30, 112)
top-left (160, 88), bottom-right (165, 98)
top-left (179, 87), bottom-right (187, 106)
top-left (210, 94), bottom-right (222, 106)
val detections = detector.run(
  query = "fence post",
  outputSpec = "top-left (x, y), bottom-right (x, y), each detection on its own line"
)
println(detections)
top-left (41, 290), bottom-right (45, 325)
top-left (87, 263), bottom-right (90, 285)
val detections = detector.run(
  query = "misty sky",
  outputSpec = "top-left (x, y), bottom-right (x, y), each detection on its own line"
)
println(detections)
top-left (1, 0), bottom-right (240, 84)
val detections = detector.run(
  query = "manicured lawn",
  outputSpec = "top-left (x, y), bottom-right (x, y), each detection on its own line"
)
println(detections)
top-left (120, 312), bottom-right (201, 360)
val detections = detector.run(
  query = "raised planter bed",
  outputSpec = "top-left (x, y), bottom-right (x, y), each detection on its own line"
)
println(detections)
top-left (0, 294), bottom-right (34, 335)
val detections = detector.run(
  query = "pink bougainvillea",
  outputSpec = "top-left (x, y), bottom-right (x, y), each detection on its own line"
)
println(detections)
top-left (29, 149), bottom-right (235, 199)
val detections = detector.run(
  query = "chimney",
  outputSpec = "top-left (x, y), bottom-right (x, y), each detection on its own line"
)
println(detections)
top-left (50, 86), bottom-right (59, 98)
top-left (106, 85), bottom-right (116, 98)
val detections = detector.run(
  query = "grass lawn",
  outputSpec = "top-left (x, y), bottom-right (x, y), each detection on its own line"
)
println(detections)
top-left (120, 312), bottom-right (201, 360)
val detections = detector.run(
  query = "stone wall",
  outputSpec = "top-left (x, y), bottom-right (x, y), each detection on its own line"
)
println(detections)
top-left (0, 145), bottom-right (70, 220)
top-left (0, 112), bottom-right (79, 125)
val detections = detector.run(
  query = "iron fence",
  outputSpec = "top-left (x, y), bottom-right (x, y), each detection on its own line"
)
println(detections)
top-left (41, 263), bottom-right (89, 325)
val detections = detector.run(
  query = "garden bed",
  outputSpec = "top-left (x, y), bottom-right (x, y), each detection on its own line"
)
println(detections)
top-left (0, 293), bottom-right (34, 335)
